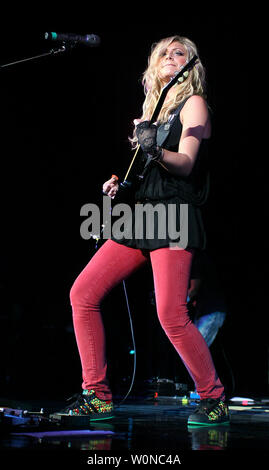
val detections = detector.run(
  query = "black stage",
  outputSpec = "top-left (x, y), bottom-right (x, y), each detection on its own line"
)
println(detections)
top-left (1, 395), bottom-right (269, 465)
top-left (0, 19), bottom-right (268, 467)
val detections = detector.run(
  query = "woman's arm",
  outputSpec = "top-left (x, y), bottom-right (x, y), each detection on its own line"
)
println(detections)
top-left (159, 95), bottom-right (210, 177)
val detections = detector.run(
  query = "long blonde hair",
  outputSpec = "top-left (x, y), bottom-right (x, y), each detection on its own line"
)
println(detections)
top-left (131, 35), bottom-right (206, 147)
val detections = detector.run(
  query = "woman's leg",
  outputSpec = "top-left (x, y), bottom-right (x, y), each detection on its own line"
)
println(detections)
top-left (70, 239), bottom-right (148, 401)
top-left (150, 247), bottom-right (225, 400)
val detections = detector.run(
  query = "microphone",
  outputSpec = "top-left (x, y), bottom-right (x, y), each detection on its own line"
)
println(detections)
top-left (44, 32), bottom-right (100, 47)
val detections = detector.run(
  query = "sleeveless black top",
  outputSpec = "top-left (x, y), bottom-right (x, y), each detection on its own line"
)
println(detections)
top-left (111, 97), bottom-right (210, 251)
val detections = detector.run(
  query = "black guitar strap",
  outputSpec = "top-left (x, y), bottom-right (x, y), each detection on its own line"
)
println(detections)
top-left (156, 97), bottom-right (190, 147)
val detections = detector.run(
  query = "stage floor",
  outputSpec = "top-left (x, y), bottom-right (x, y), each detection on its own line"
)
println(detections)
top-left (1, 396), bottom-right (269, 464)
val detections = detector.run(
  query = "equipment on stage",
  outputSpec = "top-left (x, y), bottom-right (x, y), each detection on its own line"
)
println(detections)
top-left (0, 405), bottom-right (108, 430)
top-left (2, 395), bottom-right (269, 435)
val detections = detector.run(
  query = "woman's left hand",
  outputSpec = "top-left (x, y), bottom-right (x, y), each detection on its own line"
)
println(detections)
top-left (136, 121), bottom-right (158, 154)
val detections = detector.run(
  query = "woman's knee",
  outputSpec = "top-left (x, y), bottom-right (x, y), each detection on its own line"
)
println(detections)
top-left (70, 279), bottom-right (81, 306)
top-left (157, 303), bottom-right (191, 334)
top-left (69, 277), bottom-right (93, 307)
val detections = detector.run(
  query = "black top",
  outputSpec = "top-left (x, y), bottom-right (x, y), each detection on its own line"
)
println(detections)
top-left (111, 96), bottom-right (210, 251)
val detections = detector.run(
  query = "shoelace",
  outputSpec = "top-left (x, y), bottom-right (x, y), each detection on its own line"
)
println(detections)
top-left (195, 399), bottom-right (221, 414)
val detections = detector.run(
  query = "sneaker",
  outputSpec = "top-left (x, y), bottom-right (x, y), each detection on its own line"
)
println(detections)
top-left (51, 389), bottom-right (114, 422)
top-left (187, 398), bottom-right (229, 426)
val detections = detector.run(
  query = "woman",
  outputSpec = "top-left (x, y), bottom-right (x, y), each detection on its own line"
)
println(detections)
top-left (55, 35), bottom-right (229, 426)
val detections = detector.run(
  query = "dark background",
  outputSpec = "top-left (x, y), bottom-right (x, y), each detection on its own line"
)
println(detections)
top-left (0, 17), bottom-right (267, 402)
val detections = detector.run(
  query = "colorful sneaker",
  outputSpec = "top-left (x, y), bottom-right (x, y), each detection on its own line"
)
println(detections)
top-left (187, 398), bottom-right (229, 426)
top-left (51, 389), bottom-right (114, 421)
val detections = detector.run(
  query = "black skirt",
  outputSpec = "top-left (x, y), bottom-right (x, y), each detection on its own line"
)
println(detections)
top-left (110, 196), bottom-right (207, 251)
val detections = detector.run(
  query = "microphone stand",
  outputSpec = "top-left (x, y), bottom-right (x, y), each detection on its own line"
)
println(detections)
top-left (0, 43), bottom-right (74, 69)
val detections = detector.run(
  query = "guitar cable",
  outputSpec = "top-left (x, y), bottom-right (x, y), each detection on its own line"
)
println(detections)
top-left (115, 280), bottom-right (137, 407)
top-left (93, 220), bottom-right (137, 407)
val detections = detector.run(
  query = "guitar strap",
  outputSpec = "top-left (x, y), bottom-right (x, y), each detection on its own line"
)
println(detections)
top-left (156, 97), bottom-right (189, 147)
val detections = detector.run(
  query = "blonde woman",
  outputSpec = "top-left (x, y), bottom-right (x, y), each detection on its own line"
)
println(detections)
top-left (54, 36), bottom-right (229, 426)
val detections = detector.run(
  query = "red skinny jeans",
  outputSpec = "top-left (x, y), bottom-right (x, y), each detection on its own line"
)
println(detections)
top-left (70, 239), bottom-right (224, 401)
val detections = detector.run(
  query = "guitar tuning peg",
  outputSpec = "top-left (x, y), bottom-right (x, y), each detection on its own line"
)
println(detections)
top-left (177, 71), bottom-right (189, 84)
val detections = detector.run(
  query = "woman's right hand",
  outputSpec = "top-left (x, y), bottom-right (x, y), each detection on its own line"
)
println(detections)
top-left (102, 176), bottom-right (119, 199)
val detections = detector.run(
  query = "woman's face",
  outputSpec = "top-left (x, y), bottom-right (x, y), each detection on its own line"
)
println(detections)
top-left (157, 41), bottom-right (187, 83)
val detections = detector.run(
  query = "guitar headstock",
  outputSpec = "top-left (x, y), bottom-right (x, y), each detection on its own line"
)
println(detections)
top-left (163, 55), bottom-right (198, 92)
